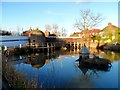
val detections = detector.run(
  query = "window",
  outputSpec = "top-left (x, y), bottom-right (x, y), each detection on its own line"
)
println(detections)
top-left (33, 40), bottom-right (35, 42)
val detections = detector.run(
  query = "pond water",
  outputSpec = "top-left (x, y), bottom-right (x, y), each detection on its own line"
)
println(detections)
top-left (3, 49), bottom-right (120, 89)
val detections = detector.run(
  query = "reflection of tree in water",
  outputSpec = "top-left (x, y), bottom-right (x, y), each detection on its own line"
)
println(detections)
top-left (89, 48), bottom-right (120, 62)
top-left (99, 50), bottom-right (120, 62)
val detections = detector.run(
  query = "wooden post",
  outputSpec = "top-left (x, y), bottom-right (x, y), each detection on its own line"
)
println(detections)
top-left (70, 42), bottom-right (71, 49)
top-left (74, 42), bottom-right (75, 52)
top-left (79, 43), bottom-right (81, 49)
top-left (54, 42), bottom-right (55, 50)
top-left (19, 44), bottom-right (22, 48)
top-left (4, 46), bottom-right (7, 51)
top-left (0, 46), bottom-right (2, 52)
top-left (42, 43), bottom-right (44, 52)
top-left (47, 43), bottom-right (49, 53)
top-left (77, 42), bottom-right (78, 50)
top-left (51, 43), bottom-right (53, 52)
top-left (74, 42), bottom-right (75, 49)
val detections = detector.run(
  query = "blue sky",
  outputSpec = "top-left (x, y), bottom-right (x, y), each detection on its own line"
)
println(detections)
top-left (1, 2), bottom-right (118, 35)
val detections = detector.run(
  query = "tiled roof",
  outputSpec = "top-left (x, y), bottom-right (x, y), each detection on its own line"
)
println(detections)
top-left (70, 29), bottom-right (100, 37)
top-left (23, 28), bottom-right (45, 36)
top-left (90, 29), bottom-right (100, 33)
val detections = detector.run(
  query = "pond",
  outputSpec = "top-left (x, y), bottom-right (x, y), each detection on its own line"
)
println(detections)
top-left (2, 49), bottom-right (120, 89)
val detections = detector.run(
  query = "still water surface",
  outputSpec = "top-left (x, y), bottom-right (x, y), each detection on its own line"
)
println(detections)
top-left (4, 49), bottom-right (119, 88)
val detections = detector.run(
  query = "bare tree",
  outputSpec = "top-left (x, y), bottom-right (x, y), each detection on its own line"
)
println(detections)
top-left (61, 27), bottom-right (67, 36)
top-left (45, 24), bottom-right (52, 32)
top-left (17, 25), bottom-right (23, 36)
top-left (52, 24), bottom-right (60, 36)
top-left (74, 9), bottom-right (104, 47)
top-left (75, 9), bottom-right (104, 31)
top-left (45, 24), bottom-right (67, 36)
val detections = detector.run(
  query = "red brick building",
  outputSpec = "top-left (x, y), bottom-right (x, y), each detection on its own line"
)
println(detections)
top-left (70, 29), bottom-right (100, 38)
top-left (23, 27), bottom-right (46, 48)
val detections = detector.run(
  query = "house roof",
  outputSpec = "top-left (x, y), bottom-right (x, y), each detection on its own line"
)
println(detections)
top-left (82, 29), bottom-right (100, 34)
top-left (79, 44), bottom-right (90, 54)
top-left (101, 22), bottom-right (120, 32)
top-left (30, 29), bottom-right (45, 36)
top-left (70, 29), bottom-right (100, 37)
top-left (23, 28), bottom-right (45, 36)
top-left (90, 29), bottom-right (100, 33)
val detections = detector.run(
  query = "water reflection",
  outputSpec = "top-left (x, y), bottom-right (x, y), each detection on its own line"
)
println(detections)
top-left (77, 60), bottom-right (111, 76)
top-left (77, 49), bottom-right (120, 76)
top-left (22, 51), bottom-right (67, 69)
top-left (78, 63), bottom-right (88, 75)
top-left (65, 73), bottom-right (94, 88)
top-left (100, 50), bottom-right (120, 62)
top-left (11, 50), bottom-right (79, 69)
top-left (76, 56), bottom-right (112, 74)
top-left (24, 54), bottom-right (47, 68)
top-left (2, 49), bottom-right (119, 88)
top-left (88, 48), bottom-right (120, 62)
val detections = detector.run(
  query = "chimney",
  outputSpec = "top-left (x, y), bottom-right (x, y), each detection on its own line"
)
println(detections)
top-left (108, 22), bottom-right (112, 26)
top-left (45, 30), bottom-right (50, 37)
top-left (28, 32), bottom-right (31, 37)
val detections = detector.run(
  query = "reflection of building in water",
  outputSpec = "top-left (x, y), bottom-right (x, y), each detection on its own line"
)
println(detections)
top-left (24, 54), bottom-right (47, 69)
top-left (24, 52), bottom-right (61, 69)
